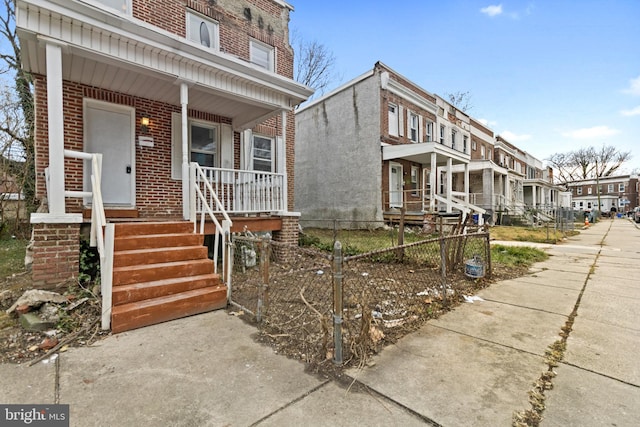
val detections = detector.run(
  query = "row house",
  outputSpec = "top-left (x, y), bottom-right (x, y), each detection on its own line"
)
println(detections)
top-left (295, 62), bottom-right (484, 228)
top-left (296, 61), bottom-right (564, 228)
top-left (17, 0), bottom-right (312, 332)
top-left (566, 175), bottom-right (639, 214)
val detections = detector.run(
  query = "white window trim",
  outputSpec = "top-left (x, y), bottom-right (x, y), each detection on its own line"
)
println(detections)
top-left (171, 113), bottom-right (222, 180)
top-left (90, 0), bottom-right (131, 14)
top-left (388, 103), bottom-right (399, 137)
top-left (409, 112), bottom-right (419, 142)
top-left (186, 10), bottom-right (220, 51)
top-left (250, 39), bottom-right (275, 71)
top-left (252, 134), bottom-right (276, 172)
top-left (618, 183), bottom-right (625, 192)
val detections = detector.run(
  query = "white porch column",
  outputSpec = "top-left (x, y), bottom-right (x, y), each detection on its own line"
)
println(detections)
top-left (180, 83), bottom-right (189, 220)
top-left (532, 184), bottom-right (537, 208)
top-left (430, 153), bottom-right (436, 211)
top-left (446, 157), bottom-right (453, 213)
top-left (464, 162), bottom-right (470, 203)
top-left (280, 110), bottom-right (288, 212)
top-left (46, 43), bottom-right (65, 215)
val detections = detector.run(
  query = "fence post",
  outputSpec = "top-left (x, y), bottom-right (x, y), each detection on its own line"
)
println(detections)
top-left (485, 233), bottom-right (492, 278)
top-left (333, 240), bottom-right (343, 365)
top-left (439, 236), bottom-right (448, 306)
top-left (257, 237), bottom-right (269, 323)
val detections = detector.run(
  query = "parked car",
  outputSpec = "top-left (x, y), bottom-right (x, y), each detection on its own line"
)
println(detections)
top-left (634, 207), bottom-right (640, 223)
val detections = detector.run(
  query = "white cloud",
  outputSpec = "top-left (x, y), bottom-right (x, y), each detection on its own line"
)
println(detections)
top-left (623, 76), bottom-right (640, 96)
top-left (500, 130), bottom-right (531, 142)
top-left (480, 4), bottom-right (503, 17)
top-left (477, 118), bottom-right (497, 128)
top-left (621, 106), bottom-right (640, 117)
top-left (561, 126), bottom-right (620, 140)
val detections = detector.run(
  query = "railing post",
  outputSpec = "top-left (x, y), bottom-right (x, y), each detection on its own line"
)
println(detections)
top-left (257, 237), bottom-right (269, 323)
top-left (333, 240), bottom-right (343, 365)
top-left (101, 223), bottom-right (115, 330)
top-left (439, 236), bottom-right (448, 306)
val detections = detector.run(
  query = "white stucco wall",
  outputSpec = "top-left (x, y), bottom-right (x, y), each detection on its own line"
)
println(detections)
top-left (295, 72), bottom-right (383, 227)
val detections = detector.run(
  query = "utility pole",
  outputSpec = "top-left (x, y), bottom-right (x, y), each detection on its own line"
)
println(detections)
top-left (595, 160), bottom-right (601, 220)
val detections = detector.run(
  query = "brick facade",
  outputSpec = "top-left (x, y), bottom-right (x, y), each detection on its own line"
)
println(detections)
top-left (31, 223), bottom-right (80, 287)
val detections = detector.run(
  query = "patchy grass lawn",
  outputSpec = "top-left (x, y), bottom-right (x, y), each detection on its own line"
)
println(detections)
top-left (488, 225), bottom-right (579, 244)
top-left (299, 227), bottom-right (430, 255)
top-left (491, 244), bottom-right (548, 267)
top-left (0, 237), bottom-right (28, 279)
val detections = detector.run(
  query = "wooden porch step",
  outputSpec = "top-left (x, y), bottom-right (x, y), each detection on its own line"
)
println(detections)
top-left (112, 274), bottom-right (222, 306)
top-left (110, 287), bottom-right (227, 334)
top-left (112, 259), bottom-right (215, 286)
top-left (113, 246), bottom-right (209, 267)
top-left (114, 233), bottom-right (204, 251)
top-left (114, 221), bottom-right (192, 236)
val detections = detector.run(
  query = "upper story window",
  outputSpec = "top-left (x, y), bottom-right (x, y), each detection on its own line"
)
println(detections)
top-left (451, 130), bottom-right (456, 150)
top-left (425, 121), bottom-right (433, 142)
top-left (480, 145), bottom-right (485, 159)
top-left (409, 113), bottom-right (419, 142)
top-left (187, 11), bottom-right (219, 50)
top-left (618, 183), bottom-right (625, 192)
top-left (93, 0), bottom-right (130, 14)
top-left (587, 187), bottom-right (592, 195)
top-left (388, 104), bottom-right (399, 136)
top-left (577, 187), bottom-right (582, 195)
top-left (607, 184), bottom-right (614, 193)
top-left (463, 136), bottom-right (468, 153)
top-left (439, 125), bottom-right (445, 144)
top-left (250, 39), bottom-right (275, 71)
top-left (472, 140), bottom-right (477, 151)
top-left (253, 135), bottom-right (274, 172)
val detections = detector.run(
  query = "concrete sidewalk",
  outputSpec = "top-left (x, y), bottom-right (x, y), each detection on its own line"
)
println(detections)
top-left (1, 219), bottom-right (639, 426)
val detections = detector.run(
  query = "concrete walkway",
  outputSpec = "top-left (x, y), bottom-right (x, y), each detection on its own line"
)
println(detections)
top-left (1, 219), bottom-right (639, 426)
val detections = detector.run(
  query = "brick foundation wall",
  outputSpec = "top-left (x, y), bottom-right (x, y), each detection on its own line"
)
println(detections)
top-left (31, 223), bottom-right (81, 287)
top-left (271, 215), bottom-right (299, 263)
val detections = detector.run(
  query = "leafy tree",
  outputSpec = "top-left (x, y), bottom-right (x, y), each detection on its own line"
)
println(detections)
top-left (547, 144), bottom-right (632, 184)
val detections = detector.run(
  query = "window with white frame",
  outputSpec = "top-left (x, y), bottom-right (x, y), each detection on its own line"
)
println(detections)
top-left (619, 183), bottom-right (625, 192)
top-left (451, 129), bottom-right (456, 149)
top-left (252, 135), bottom-right (274, 172)
top-left (190, 122), bottom-right (218, 168)
top-left (579, 201), bottom-right (583, 208)
top-left (577, 187), bottom-right (582, 195)
top-left (587, 187), bottom-right (592, 195)
top-left (409, 113), bottom-right (419, 142)
top-left (439, 125), bottom-right (445, 144)
top-left (94, 0), bottom-right (130, 13)
top-left (463, 136), bottom-right (468, 153)
top-left (388, 104), bottom-right (399, 136)
top-left (411, 166), bottom-right (419, 195)
top-left (607, 184), bottom-right (614, 193)
top-left (425, 121), bottom-right (433, 142)
top-left (250, 39), bottom-right (274, 71)
top-left (472, 140), bottom-right (477, 151)
top-left (480, 145), bottom-right (485, 159)
top-left (187, 11), bottom-right (219, 50)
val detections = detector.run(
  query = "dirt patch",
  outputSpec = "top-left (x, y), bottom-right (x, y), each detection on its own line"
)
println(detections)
top-left (0, 273), bottom-right (107, 365)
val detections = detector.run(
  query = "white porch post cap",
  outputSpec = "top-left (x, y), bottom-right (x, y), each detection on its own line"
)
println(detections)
top-left (30, 213), bottom-right (84, 224)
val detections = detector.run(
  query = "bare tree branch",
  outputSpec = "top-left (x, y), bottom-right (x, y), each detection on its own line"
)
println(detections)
top-left (291, 29), bottom-right (339, 101)
top-left (547, 144), bottom-right (632, 184)
top-left (445, 91), bottom-right (473, 113)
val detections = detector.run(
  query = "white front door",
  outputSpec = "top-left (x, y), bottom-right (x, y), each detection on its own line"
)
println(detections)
top-left (84, 100), bottom-right (135, 206)
top-left (390, 163), bottom-right (403, 208)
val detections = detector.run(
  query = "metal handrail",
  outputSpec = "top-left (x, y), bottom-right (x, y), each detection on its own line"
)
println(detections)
top-left (190, 163), bottom-right (233, 291)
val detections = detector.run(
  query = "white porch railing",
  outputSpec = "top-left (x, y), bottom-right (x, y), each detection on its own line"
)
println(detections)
top-left (194, 166), bottom-right (286, 214)
top-left (189, 163), bottom-right (233, 294)
top-left (59, 149), bottom-right (114, 331)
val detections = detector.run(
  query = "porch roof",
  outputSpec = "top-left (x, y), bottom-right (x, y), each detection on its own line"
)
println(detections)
top-left (381, 142), bottom-right (470, 166)
top-left (16, 0), bottom-right (313, 131)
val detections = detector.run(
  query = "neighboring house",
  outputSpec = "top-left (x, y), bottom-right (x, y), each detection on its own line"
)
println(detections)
top-left (295, 61), bottom-right (563, 228)
top-left (0, 169), bottom-right (26, 222)
top-left (566, 175), bottom-right (639, 215)
top-left (16, 0), bottom-right (312, 331)
top-left (295, 62), bottom-right (484, 228)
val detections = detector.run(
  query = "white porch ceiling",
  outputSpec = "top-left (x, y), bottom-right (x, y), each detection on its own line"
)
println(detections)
top-left (382, 142), bottom-right (470, 166)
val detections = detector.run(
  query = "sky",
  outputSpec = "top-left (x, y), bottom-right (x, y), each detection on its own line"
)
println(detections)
top-left (290, 0), bottom-right (640, 173)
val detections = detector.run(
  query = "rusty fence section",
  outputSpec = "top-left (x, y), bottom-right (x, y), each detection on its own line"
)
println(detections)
top-left (229, 232), bottom-right (490, 368)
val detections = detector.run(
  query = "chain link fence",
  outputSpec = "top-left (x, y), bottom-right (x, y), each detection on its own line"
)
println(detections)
top-left (229, 231), bottom-right (491, 369)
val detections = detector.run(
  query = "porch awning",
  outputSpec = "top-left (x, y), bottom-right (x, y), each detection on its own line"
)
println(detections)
top-left (16, 0), bottom-right (313, 130)
top-left (381, 142), bottom-right (470, 166)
